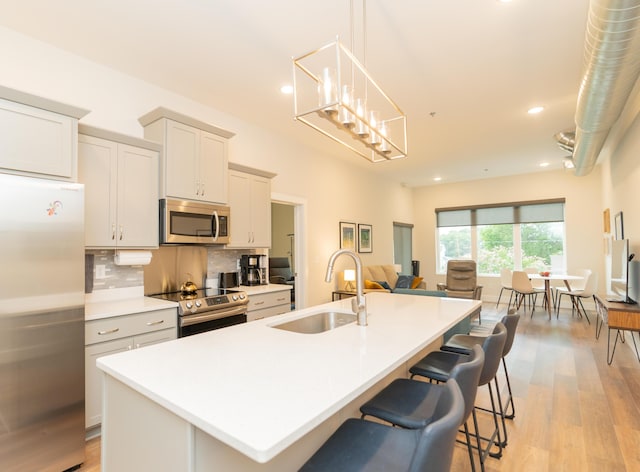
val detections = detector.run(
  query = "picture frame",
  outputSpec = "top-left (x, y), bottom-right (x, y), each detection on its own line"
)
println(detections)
top-left (358, 223), bottom-right (373, 253)
top-left (339, 222), bottom-right (356, 250)
top-left (615, 211), bottom-right (624, 240)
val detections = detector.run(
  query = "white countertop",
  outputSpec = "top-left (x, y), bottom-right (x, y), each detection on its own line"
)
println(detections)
top-left (85, 287), bottom-right (177, 321)
top-left (240, 283), bottom-right (292, 295)
top-left (97, 291), bottom-right (480, 463)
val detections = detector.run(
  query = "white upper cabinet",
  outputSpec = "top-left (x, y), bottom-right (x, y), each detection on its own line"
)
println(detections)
top-left (139, 107), bottom-right (234, 204)
top-left (227, 163), bottom-right (276, 248)
top-left (0, 85), bottom-right (89, 181)
top-left (78, 126), bottom-right (160, 248)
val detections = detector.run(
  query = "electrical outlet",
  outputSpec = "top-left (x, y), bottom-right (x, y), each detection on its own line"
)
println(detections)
top-left (95, 264), bottom-right (106, 279)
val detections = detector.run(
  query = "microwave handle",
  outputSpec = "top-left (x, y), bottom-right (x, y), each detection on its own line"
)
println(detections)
top-left (212, 211), bottom-right (219, 242)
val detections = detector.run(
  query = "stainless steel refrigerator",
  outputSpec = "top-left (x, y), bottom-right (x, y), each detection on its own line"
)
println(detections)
top-left (0, 174), bottom-right (85, 471)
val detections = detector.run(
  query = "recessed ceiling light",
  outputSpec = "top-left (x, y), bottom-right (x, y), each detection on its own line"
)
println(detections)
top-left (433, 176), bottom-right (442, 182)
top-left (527, 106), bottom-right (544, 115)
top-left (280, 85), bottom-right (293, 94)
top-left (539, 162), bottom-right (550, 168)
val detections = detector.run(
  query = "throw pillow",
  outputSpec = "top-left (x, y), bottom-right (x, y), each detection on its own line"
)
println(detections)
top-left (364, 280), bottom-right (384, 290)
top-left (410, 276), bottom-right (424, 289)
top-left (375, 280), bottom-right (392, 290)
top-left (395, 275), bottom-right (415, 289)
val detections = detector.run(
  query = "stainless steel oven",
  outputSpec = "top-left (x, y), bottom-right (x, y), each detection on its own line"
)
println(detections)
top-left (160, 198), bottom-right (230, 245)
top-left (149, 288), bottom-right (248, 337)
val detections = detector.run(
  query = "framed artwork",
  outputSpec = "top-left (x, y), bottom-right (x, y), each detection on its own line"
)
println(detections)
top-left (358, 223), bottom-right (373, 253)
top-left (615, 211), bottom-right (624, 240)
top-left (339, 222), bottom-right (356, 250)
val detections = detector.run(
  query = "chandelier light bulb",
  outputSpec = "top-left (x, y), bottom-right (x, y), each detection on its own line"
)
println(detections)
top-left (379, 121), bottom-right (392, 154)
top-left (355, 98), bottom-right (369, 138)
top-left (339, 85), bottom-right (355, 128)
top-left (369, 110), bottom-right (381, 145)
top-left (318, 67), bottom-right (338, 114)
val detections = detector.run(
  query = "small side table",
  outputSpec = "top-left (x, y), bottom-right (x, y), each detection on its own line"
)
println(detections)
top-left (332, 290), bottom-right (356, 301)
top-left (594, 294), bottom-right (640, 365)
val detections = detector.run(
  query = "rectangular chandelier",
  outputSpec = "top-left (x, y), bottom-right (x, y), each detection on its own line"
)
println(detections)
top-left (293, 37), bottom-right (407, 162)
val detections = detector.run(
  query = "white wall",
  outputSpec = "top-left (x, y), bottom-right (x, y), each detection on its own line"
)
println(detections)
top-left (0, 26), bottom-right (413, 307)
top-left (412, 168), bottom-right (604, 302)
top-left (599, 77), bottom-right (640, 272)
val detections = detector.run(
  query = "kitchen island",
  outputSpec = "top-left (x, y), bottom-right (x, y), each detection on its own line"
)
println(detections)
top-left (97, 291), bottom-right (481, 471)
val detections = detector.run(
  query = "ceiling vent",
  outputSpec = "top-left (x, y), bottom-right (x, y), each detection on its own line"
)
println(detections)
top-left (554, 130), bottom-right (576, 154)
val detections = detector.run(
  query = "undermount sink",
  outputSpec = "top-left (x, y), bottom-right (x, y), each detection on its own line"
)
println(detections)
top-left (271, 311), bottom-right (357, 334)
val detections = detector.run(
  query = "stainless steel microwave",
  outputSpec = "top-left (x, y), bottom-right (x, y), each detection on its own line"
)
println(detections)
top-left (160, 198), bottom-right (230, 245)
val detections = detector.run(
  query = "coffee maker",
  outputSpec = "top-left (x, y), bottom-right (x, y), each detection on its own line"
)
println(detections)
top-left (240, 254), bottom-right (267, 286)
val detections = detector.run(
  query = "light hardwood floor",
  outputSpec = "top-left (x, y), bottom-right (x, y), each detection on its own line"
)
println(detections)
top-left (79, 302), bottom-right (640, 471)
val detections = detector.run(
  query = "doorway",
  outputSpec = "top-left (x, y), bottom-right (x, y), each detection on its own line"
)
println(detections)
top-left (271, 194), bottom-right (306, 310)
top-left (393, 222), bottom-right (414, 275)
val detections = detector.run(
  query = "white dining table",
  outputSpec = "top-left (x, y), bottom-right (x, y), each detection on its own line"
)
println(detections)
top-left (528, 273), bottom-right (584, 319)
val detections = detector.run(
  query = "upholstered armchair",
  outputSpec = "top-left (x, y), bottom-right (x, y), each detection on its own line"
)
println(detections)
top-left (437, 260), bottom-right (483, 300)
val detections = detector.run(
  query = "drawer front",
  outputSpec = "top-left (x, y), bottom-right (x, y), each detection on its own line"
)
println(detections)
top-left (133, 328), bottom-right (177, 349)
top-left (247, 291), bottom-right (291, 311)
top-left (247, 304), bottom-right (291, 322)
top-left (85, 308), bottom-right (177, 345)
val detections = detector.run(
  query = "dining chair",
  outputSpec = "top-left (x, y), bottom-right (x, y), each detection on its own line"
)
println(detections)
top-left (299, 379), bottom-right (465, 472)
top-left (510, 271), bottom-right (538, 315)
top-left (555, 268), bottom-right (590, 311)
top-left (557, 271), bottom-right (598, 324)
top-left (495, 268), bottom-right (514, 309)
top-left (524, 268), bottom-right (547, 308)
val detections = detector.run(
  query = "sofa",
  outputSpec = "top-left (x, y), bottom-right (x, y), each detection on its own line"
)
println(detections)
top-left (336, 264), bottom-right (427, 293)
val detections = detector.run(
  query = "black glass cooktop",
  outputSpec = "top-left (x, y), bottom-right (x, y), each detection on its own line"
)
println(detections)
top-left (150, 288), bottom-right (240, 302)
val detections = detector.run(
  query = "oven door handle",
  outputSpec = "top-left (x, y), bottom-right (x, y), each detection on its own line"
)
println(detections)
top-left (180, 305), bottom-right (247, 327)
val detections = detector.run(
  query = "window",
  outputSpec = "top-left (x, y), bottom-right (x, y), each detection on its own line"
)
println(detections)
top-left (436, 200), bottom-right (565, 275)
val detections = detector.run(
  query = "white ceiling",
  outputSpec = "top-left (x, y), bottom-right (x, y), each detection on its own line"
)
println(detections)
top-left (0, 0), bottom-right (590, 187)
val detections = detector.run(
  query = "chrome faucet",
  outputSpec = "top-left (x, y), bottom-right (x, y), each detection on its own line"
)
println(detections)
top-left (325, 249), bottom-right (367, 326)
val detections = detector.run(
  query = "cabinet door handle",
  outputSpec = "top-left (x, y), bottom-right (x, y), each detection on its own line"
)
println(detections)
top-left (254, 301), bottom-right (265, 306)
top-left (112, 223), bottom-right (116, 240)
top-left (98, 327), bottom-right (120, 335)
top-left (146, 319), bottom-right (165, 326)
top-left (276, 297), bottom-right (286, 302)
top-left (119, 225), bottom-right (124, 240)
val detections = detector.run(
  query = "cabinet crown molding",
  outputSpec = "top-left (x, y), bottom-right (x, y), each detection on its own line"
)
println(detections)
top-left (138, 106), bottom-right (235, 139)
top-left (228, 162), bottom-right (276, 179)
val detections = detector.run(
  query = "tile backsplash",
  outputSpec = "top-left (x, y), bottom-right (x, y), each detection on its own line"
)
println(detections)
top-left (86, 247), bottom-right (267, 294)
top-left (86, 250), bottom-right (144, 292)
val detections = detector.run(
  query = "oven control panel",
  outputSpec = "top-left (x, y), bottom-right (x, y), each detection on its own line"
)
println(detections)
top-left (178, 291), bottom-right (248, 315)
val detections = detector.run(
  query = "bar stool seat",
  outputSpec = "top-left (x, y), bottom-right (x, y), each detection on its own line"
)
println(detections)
top-left (299, 379), bottom-right (464, 472)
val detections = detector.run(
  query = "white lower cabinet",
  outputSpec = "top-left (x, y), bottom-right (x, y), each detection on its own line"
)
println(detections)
top-left (84, 308), bottom-right (177, 430)
top-left (246, 290), bottom-right (291, 322)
